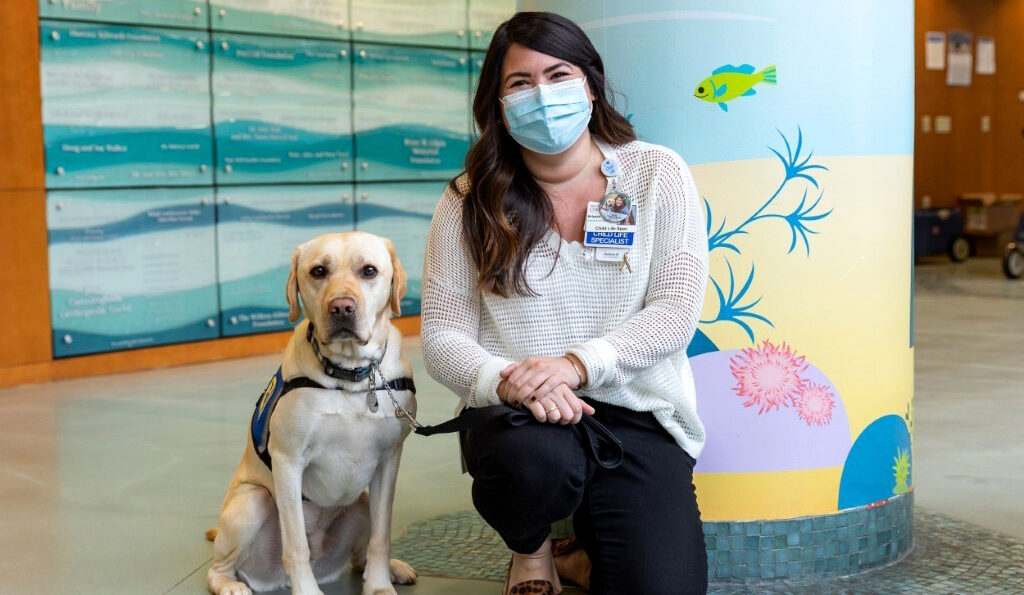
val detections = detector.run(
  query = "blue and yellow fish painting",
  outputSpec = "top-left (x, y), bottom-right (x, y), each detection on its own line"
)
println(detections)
top-left (694, 64), bottom-right (777, 112)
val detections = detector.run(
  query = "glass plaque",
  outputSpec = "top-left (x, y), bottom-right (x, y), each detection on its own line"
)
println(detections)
top-left (216, 184), bottom-right (355, 336)
top-left (40, 21), bottom-right (214, 188)
top-left (354, 182), bottom-right (446, 315)
top-left (353, 45), bottom-right (471, 181)
top-left (351, 0), bottom-right (467, 48)
top-left (212, 34), bottom-right (353, 184)
top-left (47, 187), bottom-right (219, 357)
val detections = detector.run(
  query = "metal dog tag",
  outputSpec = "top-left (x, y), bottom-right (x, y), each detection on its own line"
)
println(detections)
top-left (366, 392), bottom-right (379, 413)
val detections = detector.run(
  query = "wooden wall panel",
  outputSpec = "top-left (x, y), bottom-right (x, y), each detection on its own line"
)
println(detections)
top-left (0, 3), bottom-right (44, 190)
top-left (992, 0), bottom-right (1024, 197)
top-left (0, 190), bottom-right (51, 366)
top-left (915, 0), bottom-right (1024, 207)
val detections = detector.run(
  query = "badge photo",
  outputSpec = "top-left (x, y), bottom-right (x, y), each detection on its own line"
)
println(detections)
top-left (598, 190), bottom-right (636, 225)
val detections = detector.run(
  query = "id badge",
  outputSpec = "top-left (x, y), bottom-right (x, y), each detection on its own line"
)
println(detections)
top-left (583, 195), bottom-right (638, 250)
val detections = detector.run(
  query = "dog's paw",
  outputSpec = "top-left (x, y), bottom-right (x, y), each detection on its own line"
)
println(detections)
top-left (215, 580), bottom-right (252, 595)
top-left (389, 558), bottom-right (417, 585)
top-left (362, 586), bottom-right (397, 595)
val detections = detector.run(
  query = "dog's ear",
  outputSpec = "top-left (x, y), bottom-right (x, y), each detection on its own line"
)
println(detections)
top-left (286, 247), bottom-right (302, 323)
top-left (386, 239), bottom-right (407, 318)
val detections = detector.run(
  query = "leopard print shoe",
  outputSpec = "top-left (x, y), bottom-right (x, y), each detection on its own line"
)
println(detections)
top-left (507, 579), bottom-right (556, 594)
top-left (501, 552), bottom-right (562, 595)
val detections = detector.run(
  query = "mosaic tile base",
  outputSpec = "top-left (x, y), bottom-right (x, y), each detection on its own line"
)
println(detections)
top-left (702, 493), bottom-right (914, 583)
top-left (392, 504), bottom-right (1024, 594)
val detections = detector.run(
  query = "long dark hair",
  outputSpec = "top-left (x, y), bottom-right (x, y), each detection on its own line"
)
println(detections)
top-left (450, 11), bottom-right (636, 298)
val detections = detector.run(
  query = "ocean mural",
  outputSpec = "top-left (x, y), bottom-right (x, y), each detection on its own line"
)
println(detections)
top-left (528, 0), bottom-right (914, 521)
top-left (694, 64), bottom-right (777, 112)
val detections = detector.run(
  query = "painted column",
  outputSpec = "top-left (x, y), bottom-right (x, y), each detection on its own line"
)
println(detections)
top-left (525, 0), bottom-right (915, 582)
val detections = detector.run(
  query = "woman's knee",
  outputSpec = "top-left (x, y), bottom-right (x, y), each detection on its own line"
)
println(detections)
top-left (464, 422), bottom-right (585, 489)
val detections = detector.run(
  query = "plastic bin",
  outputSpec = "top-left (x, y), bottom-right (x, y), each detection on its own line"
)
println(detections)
top-left (914, 207), bottom-right (969, 261)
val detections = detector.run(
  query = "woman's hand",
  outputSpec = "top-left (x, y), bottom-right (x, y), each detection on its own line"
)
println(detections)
top-left (529, 383), bottom-right (594, 425)
top-left (498, 362), bottom-right (595, 425)
top-left (500, 356), bottom-right (581, 404)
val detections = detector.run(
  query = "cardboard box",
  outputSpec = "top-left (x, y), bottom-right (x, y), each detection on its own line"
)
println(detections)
top-left (959, 194), bottom-right (1021, 235)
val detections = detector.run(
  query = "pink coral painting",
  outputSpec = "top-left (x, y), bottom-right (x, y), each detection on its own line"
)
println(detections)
top-left (729, 340), bottom-right (808, 413)
top-left (692, 347), bottom-right (851, 473)
top-left (795, 383), bottom-right (836, 426)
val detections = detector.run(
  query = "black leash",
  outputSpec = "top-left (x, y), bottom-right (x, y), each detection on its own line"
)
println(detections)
top-left (299, 321), bottom-right (623, 470)
top-left (412, 404), bottom-right (625, 470)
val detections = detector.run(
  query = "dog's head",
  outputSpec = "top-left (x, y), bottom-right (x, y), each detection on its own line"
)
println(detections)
top-left (286, 232), bottom-right (407, 346)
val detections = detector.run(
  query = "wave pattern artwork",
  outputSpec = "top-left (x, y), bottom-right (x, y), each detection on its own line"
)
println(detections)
top-left (216, 185), bottom-right (356, 336)
top-left (47, 187), bottom-right (219, 357)
top-left (40, 21), bottom-right (214, 188)
top-left (353, 45), bottom-right (471, 181)
top-left (210, 0), bottom-right (351, 39)
top-left (212, 34), bottom-right (353, 184)
top-left (39, 0), bottom-right (208, 29)
top-left (354, 182), bottom-right (446, 316)
top-left (351, 0), bottom-right (467, 48)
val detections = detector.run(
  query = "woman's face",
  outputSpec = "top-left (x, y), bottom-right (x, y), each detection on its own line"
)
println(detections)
top-left (614, 196), bottom-right (625, 209)
top-left (498, 42), bottom-right (594, 128)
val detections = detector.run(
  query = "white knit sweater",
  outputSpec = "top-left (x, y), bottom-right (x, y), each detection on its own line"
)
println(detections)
top-left (419, 138), bottom-right (709, 458)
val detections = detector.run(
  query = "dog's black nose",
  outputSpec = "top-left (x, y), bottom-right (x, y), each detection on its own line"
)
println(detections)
top-left (329, 297), bottom-right (357, 319)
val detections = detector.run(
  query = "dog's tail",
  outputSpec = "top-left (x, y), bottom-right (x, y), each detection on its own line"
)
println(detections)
top-left (205, 527), bottom-right (219, 542)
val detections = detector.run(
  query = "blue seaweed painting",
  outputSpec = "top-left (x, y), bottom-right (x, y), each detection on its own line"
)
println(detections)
top-left (699, 127), bottom-right (833, 344)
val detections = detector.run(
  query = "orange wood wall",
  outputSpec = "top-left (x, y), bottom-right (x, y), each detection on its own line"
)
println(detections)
top-left (915, 0), bottom-right (1024, 208)
top-left (0, 3), bottom-right (420, 390)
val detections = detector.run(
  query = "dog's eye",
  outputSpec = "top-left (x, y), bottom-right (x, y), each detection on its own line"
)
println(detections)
top-left (361, 265), bottom-right (378, 279)
top-left (309, 265), bottom-right (327, 279)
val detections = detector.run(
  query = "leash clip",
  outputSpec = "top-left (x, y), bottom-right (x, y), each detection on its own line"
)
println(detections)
top-left (369, 361), bottom-right (421, 431)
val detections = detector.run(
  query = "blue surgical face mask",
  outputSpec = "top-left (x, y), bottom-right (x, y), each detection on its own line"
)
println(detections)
top-left (500, 76), bottom-right (592, 155)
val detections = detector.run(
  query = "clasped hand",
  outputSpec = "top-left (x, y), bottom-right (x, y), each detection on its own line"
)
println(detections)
top-left (496, 356), bottom-right (596, 425)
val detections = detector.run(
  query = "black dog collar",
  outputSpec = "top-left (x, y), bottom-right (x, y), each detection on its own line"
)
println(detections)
top-left (305, 322), bottom-right (385, 382)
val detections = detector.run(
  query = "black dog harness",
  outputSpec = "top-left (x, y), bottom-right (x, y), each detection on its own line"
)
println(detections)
top-left (250, 323), bottom-right (622, 473)
top-left (250, 324), bottom-right (416, 470)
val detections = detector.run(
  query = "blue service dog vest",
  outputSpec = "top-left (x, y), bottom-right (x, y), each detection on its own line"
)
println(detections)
top-left (250, 367), bottom-right (416, 470)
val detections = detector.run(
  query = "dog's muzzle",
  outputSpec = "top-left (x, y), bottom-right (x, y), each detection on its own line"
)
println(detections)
top-left (327, 297), bottom-right (360, 337)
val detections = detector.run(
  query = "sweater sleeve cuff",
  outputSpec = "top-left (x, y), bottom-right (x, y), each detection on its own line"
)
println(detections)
top-left (470, 355), bottom-right (514, 407)
top-left (566, 338), bottom-right (617, 388)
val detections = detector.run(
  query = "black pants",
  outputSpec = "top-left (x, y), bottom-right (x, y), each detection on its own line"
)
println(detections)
top-left (459, 398), bottom-right (708, 595)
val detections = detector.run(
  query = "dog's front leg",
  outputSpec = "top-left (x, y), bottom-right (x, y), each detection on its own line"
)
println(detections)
top-left (272, 457), bottom-right (322, 595)
top-left (362, 445), bottom-right (403, 595)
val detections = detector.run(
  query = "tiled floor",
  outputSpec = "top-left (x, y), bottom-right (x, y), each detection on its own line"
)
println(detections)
top-left (0, 257), bottom-right (1021, 594)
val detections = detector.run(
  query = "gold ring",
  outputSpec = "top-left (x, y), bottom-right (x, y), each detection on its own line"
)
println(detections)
top-left (545, 404), bottom-right (558, 413)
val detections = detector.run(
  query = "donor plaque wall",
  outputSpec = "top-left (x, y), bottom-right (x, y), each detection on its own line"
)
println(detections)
top-left (39, 0), bottom-right (515, 358)
top-left (216, 185), bottom-right (355, 336)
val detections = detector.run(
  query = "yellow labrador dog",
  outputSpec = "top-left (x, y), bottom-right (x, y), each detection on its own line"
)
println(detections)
top-left (206, 232), bottom-right (418, 595)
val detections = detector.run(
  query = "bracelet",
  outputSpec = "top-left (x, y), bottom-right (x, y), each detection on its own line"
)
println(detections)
top-left (564, 355), bottom-right (586, 389)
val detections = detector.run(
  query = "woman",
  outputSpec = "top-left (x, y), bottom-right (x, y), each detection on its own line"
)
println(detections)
top-left (420, 11), bottom-right (709, 595)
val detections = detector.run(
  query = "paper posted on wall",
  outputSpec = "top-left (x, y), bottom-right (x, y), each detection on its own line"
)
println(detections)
top-left (925, 31), bottom-right (945, 70)
top-left (946, 30), bottom-right (972, 87)
top-left (976, 37), bottom-right (995, 75)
